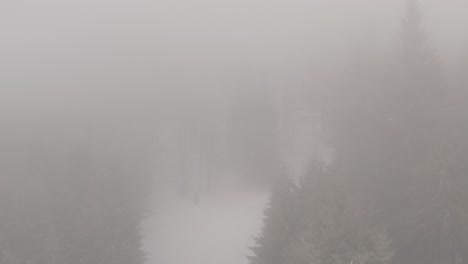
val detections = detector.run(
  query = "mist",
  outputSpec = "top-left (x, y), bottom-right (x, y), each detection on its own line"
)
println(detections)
top-left (1, 0), bottom-right (468, 264)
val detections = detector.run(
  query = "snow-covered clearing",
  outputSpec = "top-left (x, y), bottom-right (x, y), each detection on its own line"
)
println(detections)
top-left (142, 186), bottom-right (268, 264)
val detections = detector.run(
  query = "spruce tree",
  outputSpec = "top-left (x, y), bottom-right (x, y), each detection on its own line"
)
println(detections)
top-left (248, 174), bottom-right (297, 264)
top-left (0, 129), bottom-right (153, 264)
top-left (228, 89), bottom-right (281, 187)
top-left (284, 162), bottom-right (394, 264)
top-left (371, 1), bottom-right (468, 263)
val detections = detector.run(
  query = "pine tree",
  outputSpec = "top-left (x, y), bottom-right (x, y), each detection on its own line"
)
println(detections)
top-left (248, 174), bottom-right (297, 264)
top-left (228, 89), bottom-right (282, 187)
top-left (375, 2), bottom-right (468, 263)
top-left (0, 129), bottom-right (153, 264)
top-left (284, 162), bottom-right (394, 264)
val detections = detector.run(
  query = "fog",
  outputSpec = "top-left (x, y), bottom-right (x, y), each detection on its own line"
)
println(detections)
top-left (1, 0), bottom-right (468, 263)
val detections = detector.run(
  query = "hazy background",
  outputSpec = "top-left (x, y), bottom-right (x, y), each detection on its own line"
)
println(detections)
top-left (0, 0), bottom-right (466, 119)
top-left (1, 0), bottom-right (468, 264)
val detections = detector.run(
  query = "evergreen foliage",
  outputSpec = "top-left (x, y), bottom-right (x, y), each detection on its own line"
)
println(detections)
top-left (251, 2), bottom-right (468, 264)
top-left (0, 130), bottom-right (154, 264)
top-left (248, 174), bottom-right (297, 264)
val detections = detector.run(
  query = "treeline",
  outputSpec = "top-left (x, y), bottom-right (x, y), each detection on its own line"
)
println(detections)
top-left (250, 1), bottom-right (468, 264)
top-left (0, 120), bottom-right (157, 264)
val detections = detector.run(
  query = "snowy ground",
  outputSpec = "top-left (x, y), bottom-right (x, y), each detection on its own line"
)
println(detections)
top-left (142, 185), bottom-right (268, 264)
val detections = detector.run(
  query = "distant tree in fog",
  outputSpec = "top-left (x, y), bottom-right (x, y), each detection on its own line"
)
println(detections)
top-left (327, 0), bottom-right (468, 263)
top-left (378, 1), bottom-right (466, 263)
top-left (228, 90), bottom-right (282, 187)
top-left (252, 1), bottom-right (468, 264)
top-left (0, 126), bottom-right (155, 264)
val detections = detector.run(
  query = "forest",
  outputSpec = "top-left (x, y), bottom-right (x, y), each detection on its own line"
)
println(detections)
top-left (249, 1), bottom-right (468, 264)
top-left (1, 0), bottom-right (468, 264)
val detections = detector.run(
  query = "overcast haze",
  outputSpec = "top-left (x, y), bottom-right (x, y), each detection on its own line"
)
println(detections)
top-left (1, 0), bottom-right (466, 113)
top-left (1, 1), bottom-right (468, 264)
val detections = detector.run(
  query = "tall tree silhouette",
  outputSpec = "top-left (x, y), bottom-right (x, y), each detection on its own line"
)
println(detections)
top-left (228, 90), bottom-right (281, 187)
top-left (0, 125), bottom-right (155, 264)
top-left (375, 2), bottom-right (468, 263)
top-left (248, 174), bottom-right (297, 264)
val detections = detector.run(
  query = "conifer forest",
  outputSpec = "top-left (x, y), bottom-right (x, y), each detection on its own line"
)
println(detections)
top-left (1, 0), bottom-right (468, 264)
